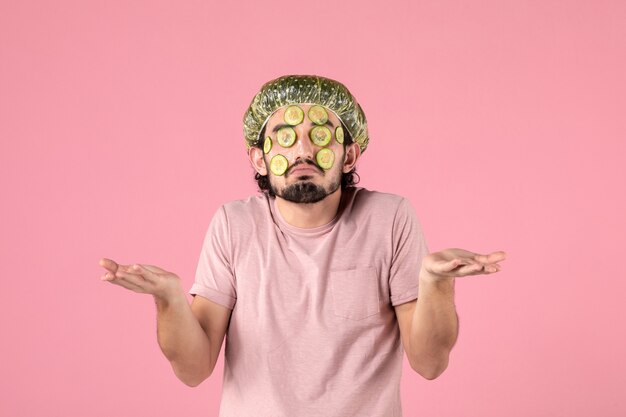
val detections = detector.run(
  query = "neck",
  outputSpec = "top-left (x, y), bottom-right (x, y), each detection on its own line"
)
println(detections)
top-left (275, 188), bottom-right (342, 228)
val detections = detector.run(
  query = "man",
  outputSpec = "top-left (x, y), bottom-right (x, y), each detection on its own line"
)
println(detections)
top-left (100, 75), bottom-right (506, 416)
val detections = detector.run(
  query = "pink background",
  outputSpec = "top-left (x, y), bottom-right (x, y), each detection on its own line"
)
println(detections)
top-left (1, 0), bottom-right (625, 416)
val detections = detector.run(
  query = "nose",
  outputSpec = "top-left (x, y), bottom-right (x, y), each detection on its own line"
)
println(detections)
top-left (292, 125), bottom-right (316, 162)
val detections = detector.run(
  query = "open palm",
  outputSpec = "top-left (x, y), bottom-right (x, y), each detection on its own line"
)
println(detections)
top-left (421, 248), bottom-right (507, 281)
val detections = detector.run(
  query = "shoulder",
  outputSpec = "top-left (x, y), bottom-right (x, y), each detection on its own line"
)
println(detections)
top-left (348, 187), bottom-right (408, 213)
top-left (344, 188), bottom-right (422, 232)
top-left (201, 194), bottom-right (272, 247)
top-left (214, 193), bottom-right (273, 233)
top-left (220, 193), bottom-right (271, 217)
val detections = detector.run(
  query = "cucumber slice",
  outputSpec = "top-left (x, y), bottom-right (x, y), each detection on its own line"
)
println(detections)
top-left (309, 126), bottom-right (332, 147)
top-left (270, 154), bottom-right (289, 176)
top-left (308, 105), bottom-right (328, 125)
top-left (263, 136), bottom-right (272, 153)
top-left (335, 126), bottom-right (344, 144)
top-left (276, 126), bottom-right (296, 147)
top-left (284, 105), bottom-right (304, 125)
top-left (316, 148), bottom-right (335, 170)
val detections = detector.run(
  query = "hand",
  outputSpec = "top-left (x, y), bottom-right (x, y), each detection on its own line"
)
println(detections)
top-left (420, 248), bottom-right (507, 283)
top-left (99, 258), bottom-right (183, 300)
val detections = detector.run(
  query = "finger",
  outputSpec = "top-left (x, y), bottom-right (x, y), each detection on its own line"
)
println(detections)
top-left (99, 259), bottom-right (137, 275)
top-left (119, 264), bottom-right (146, 276)
top-left (130, 264), bottom-right (169, 284)
top-left (129, 264), bottom-right (160, 283)
top-left (119, 263), bottom-right (140, 273)
top-left (114, 269), bottom-right (149, 287)
top-left (101, 271), bottom-right (116, 281)
top-left (108, 275), bottom-right (148, 293)
top-left (436, 259), bottom-right (476, 276)
top-left (445, 258), bottom-right (471, 270)
top-left (99, 258), bottom-right (120, 273)
top-left (101, 269), bottom-right (145, 290)
top-left (432, 259), bottom-right (459, 275)
top-left (137, 264), bottom-right (166, 274)
top-left (458, 263), bottom-right (484, 276)
top-left (456, 261), bottom-right (505, 276)
top-left (477, 263), bottom-right (502, 275)
top-left (474, 251), bottom-right (507, 264)
top-left (100, 269), bottom-right (141, 281)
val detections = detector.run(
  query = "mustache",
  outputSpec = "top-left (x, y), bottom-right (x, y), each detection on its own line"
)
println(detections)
top-left (287, 159), bottom-right (323, 176)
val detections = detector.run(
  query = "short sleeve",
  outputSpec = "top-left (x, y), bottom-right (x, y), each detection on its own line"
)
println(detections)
top-left (389, 198), bottom-right (430, 306)
top-left (189, 206), bottom-right (237, 309)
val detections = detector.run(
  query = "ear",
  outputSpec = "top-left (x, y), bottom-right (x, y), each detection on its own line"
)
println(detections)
top-left (249, 146), bottom-right (268, 176)
top-left (342, 143), bottom-right (361, 173)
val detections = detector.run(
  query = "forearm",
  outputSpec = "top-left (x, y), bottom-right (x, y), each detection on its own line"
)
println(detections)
top-left (409, 270), bottom-right (459, 379)
top-left (155, 290), bottom-right (212, 386)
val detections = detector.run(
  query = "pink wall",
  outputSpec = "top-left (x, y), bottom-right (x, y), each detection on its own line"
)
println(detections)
top-left (2, 0), bottom-right (624, 416)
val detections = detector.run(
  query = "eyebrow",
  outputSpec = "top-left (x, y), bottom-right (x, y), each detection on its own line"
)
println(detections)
top-left (271, 120), bottom-right (335, 133)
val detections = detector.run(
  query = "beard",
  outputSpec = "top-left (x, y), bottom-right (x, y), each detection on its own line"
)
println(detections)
top-left (265, 155), bottom-right (344, 203)
top-left (270, 173), bottom-right (341, 204)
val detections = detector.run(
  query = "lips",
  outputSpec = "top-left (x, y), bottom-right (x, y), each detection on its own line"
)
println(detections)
top-left (288, 163), bottom-right (321, 176)
top-left (292, 167), bottom-right (318, 174)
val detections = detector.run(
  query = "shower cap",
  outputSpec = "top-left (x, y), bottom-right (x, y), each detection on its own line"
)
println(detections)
top-left (243, 75), bottom-right (369, 153)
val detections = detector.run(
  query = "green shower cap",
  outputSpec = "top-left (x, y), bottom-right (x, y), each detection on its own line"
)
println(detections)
top-left (243, 75), bottom-right (369, 153)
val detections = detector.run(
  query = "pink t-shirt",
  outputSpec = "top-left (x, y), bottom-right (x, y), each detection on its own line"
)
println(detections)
top-left (190, 187), bottom-right (429, 417)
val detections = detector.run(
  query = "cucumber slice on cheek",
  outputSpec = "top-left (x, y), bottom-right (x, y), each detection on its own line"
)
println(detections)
top-left (270, 154), bottom-right (289, 176)
top-left (316, 148), bottom-right (335, 170)
top-left (284, 105), bottom-right (304, 125)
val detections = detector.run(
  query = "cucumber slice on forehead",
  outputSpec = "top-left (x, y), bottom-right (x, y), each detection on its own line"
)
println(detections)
top-left (308, 105), bottom-right (328, 125)
top-left (284, 105), bottom-right (304, 125)
top-left (309, 126), bottom-right (332, 147)
top-left (263, 136), bottom-right (272, 153)
top-left (276, 126), bottom-right (296, 147)
top-left (316, 148), bottom-right (335, 170)
top-left (335, 126), bottom-right (344, 144)
top-left (270, 154), bottom-right (289, 176)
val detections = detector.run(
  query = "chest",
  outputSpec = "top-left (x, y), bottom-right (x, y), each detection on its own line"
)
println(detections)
top-left (233, 223), bottom-right (395, 335)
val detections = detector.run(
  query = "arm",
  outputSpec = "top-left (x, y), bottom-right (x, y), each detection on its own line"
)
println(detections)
top-left (156, 291), bottom-right (231, 386)
top-left (395, 249), bottom-right (506, 380)
top-left (100, 259), bottom-right (232, 387)
top-left (395, 273), bottom-right (458, 380)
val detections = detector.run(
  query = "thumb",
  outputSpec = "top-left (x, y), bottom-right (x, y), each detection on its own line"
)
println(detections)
top-left (444, 258), bottom-right (466, 271)
top-left (430, 259), bottom-right (458, 275)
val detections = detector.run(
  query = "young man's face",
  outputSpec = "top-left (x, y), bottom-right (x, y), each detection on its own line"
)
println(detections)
top-left (250, 104), bottom-right (359, 204)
